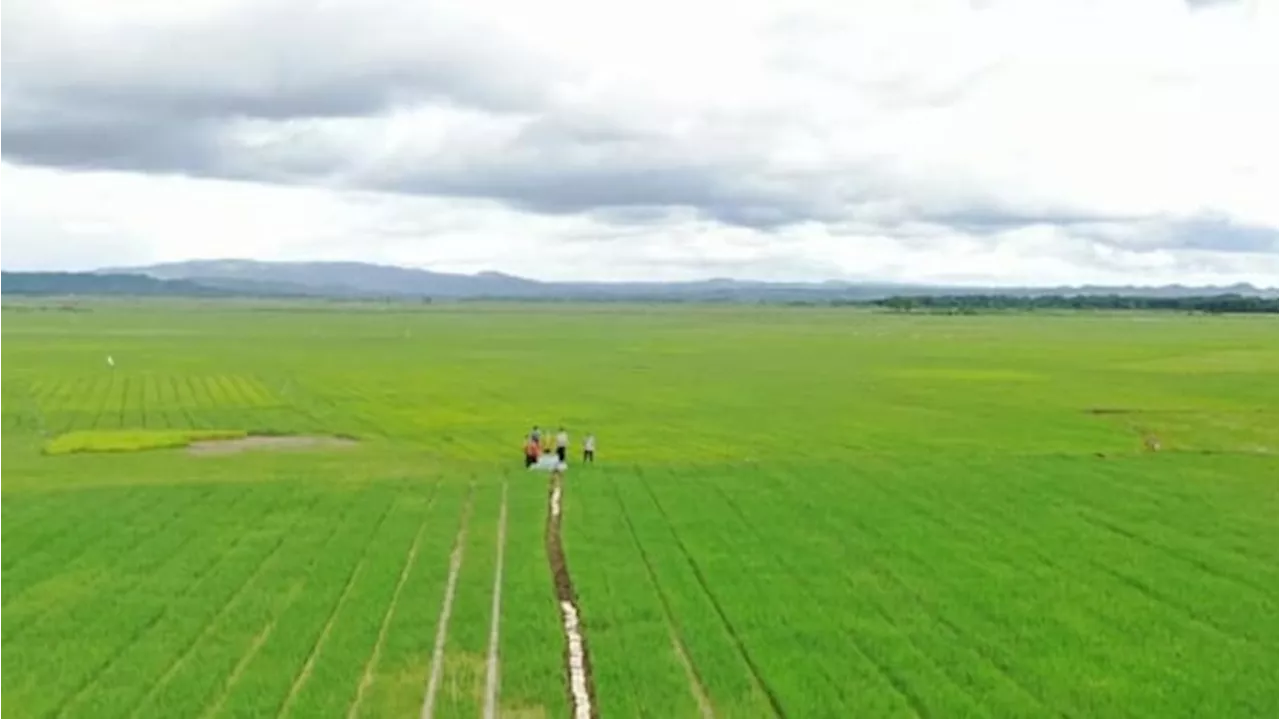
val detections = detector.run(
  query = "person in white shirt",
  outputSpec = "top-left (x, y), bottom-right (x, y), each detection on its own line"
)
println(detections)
top-left (582, 433), bottom-right (596, 463)
top-left (554, 427), bottom-right (569, 462)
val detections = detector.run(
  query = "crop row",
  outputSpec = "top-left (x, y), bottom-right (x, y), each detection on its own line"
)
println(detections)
top-left (1, 476), bottom-right (584, 719)
top-left (559, 459), bottom-right (1277, 718)
top-left (6, 455), bottom-right (1271, 719)
top-left (16, 374), bottom-right (335, 436)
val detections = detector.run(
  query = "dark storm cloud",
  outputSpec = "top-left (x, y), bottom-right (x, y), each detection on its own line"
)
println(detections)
top-left (1, 0), bottom-right (560, 173)
top-left (0, 0), bottom-right (850, 233)
top-left (354, 115), bottom-right (830, 229)
top-left (0, 94), bottom-right (225, 175)
top-left (5, 0), bottom-right (558, 117)
top-left (381, 164), bottom-right (822, 230)
top-left (2, 0), bottom-right (1271, 258)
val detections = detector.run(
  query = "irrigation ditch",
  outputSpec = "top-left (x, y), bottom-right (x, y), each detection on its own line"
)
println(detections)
top-left (546, 469), bottom-right (598, 719)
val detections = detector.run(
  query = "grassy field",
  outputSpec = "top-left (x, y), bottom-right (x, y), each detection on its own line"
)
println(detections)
top-left (2, 300), bottom-right (1276, 718)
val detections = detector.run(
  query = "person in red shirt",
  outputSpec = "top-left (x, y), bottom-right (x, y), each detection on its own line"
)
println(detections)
top-left (524, 436), bottom-right (540, 468)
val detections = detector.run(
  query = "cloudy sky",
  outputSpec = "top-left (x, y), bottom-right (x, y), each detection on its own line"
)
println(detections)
top-left (3, 0), bottom-right (1276, 285)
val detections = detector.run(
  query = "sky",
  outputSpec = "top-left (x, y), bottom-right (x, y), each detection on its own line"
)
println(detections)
top-left (2, 0), bottom-right (1277, 286)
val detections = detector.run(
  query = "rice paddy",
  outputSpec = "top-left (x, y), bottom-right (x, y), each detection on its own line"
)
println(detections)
top-left (2, 301), bottom-right (1275, 718)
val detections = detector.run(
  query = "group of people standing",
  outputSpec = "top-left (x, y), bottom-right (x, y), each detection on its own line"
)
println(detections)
top-left (524, 425), bottom-right (596, 468)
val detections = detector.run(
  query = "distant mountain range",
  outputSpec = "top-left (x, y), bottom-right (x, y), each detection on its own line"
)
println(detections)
top-left (1, 271), bottom-right (233, 297)
top-left (101, 259), bottom-right (1280, 300)
top-left (1, 259), bottom-right (1275, 302)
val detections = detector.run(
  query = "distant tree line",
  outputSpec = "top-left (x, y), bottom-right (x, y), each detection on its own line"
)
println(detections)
top-left (861, 294), bottom-right (1278, 314)
top-left (3, 271), bottom-right (1275, 313)
top-left (1, 271), bottom-right (229, 297)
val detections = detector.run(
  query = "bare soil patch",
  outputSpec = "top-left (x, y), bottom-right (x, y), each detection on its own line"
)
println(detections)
top-left (186, 435), bottom-right (358, 455)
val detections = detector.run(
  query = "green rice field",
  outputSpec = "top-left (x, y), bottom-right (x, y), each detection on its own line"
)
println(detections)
top-left (2, 301), bottom-right (1276, 718)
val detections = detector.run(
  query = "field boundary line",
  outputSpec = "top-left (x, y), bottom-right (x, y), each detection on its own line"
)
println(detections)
top-left (6, 486), bottom-right (230, 646)
top-left (171, 375), bottom-right (201, 429)
top-left (117, 376), bottom-right (130, 427)
top-left (482, 481), bottom-right (509, 719)
top-left (709, 482), bottom-right (929, 719)
top-left (1, 484), bottom-right (157, 582)
top-left (1072, 507), bottom-right (1270, 595)
top-left (878, 469), bottom-right (1268, 646)
top-left (128, 491), bottom-right (329, 718)
top-left (185, 375), bottom-right (211, 428)
top-left (0, 492), bottom-right (68, 547)
top-left (902, 471), bottom-right (1267, 644)
top-left (608, 476), bottom-right (714, 719)
top-left (51, 487), bottom-right (268, 718)
top-left (199, 583), bottom-right (304, 716)
top-left (346, 484), bottom-right (442, 719)
top-left (420, 485), bottom-right (475, 719)
top-left (276, 496), bottom-right (398, 718)
top-left (763, 482), bottom-right (988, 710)
top-left (754, 468), bottom-right (1058, 715)
top-left (1085, 557), bottom-right (1261, 645)
top-left (50, 377), bottom-right (83, 435)
top-left (3, 485), bottom-right (219, 610)
top-left (637, 472), bottom-right (786, 718)
top-left (20, 380), bottom-right (49, 436)
top-left (89, 373), bottom-right (116, 430)
top-left (197, 491), bottom-right (373, 718)
top-left (947, 484), bottom-right (1269, 644)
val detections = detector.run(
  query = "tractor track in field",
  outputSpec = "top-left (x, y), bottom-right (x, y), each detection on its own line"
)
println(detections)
top-left (608, 475), bottom-right (715, 718)
top-left (278, 495), bottom-right (398, 718)
top-left (638, 472), bottom-right (787, 718)
top-left (546, 470), bottom-right (598, 719)
top-left (198, 490), bottom-right (373, 718)
top-left (348, 485), bottom-right (442, 719)
top-left (482, 482), bottom-right (510, 719)
top-left (2, 484), bottom-right (154, 580)
top-left (52, 487), bottom-right (274, 719)
top-left (707, 481), bottom-right (929, 719)
top-left (421, 485), bottom-right (475, 719)
top-left (752, 468), bottom-right (1057, 715)
top-left (4, 486), bottom-right (227, 643)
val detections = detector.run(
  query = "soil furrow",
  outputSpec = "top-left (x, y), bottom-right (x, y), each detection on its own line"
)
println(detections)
top-left (546, 470), bottom-right (598, 719)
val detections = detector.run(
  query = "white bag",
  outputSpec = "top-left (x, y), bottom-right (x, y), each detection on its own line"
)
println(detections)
top-left (530, 454), bottom-right (567, 472)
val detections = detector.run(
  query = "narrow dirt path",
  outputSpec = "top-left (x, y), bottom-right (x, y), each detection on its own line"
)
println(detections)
top-left (546, 471), bottom-right (598, 719)
top-left (420, 488), bottom-right (474, 719)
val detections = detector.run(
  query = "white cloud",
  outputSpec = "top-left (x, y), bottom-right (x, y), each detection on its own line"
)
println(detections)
top-left (2, 0), bottom-right (1276, 286)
